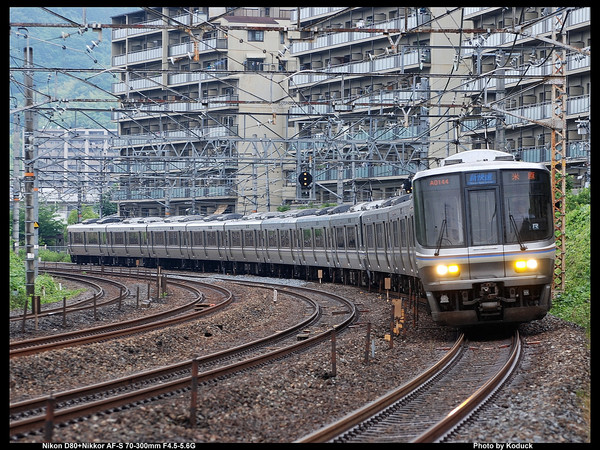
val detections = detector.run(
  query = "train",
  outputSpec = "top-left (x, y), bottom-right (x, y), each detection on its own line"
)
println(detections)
top-left (68, 150), bottom-right (555, 327)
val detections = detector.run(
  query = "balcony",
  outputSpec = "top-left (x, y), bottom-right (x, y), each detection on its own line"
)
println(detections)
top-left (291, 12), bottom-right (429, 55)
top-left (460, 94), bottom-right (589, 132)
top-left (112, 75), bottom-right (163, 94)
top-left (112, 12), bottom-right (208, 41)
top-left (112, 125), bottom-right (239, 147)
top-left (462, 8), bottom-right (589, 56)
top-left (289, 50), bottom-right (426, 87)
top-left (112, 185), bottom-right (235, 201)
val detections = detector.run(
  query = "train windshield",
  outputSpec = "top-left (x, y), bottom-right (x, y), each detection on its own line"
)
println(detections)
top-left (414, 168), bottom-right (553, 249)
top-left (414, 173), bottom-right (465, 248)
top-left (502, 169), bottom-right (553, 243)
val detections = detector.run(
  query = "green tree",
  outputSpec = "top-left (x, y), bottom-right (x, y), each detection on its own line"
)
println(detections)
top-left (9, 202), bottom-right (67, 247)
top-left (67, 205), bottom-right (99, 225)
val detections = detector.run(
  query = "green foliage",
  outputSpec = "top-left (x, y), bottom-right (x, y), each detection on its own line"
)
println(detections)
top-left (9, 201), bottom-right (66, 246)
top-left (10, 251), bottom-right (27, 309)
top-left (10, 249), bottom-right (80, 310)
top-left (67, 205), bottom-right (99, 225)
top-left (38, 248), bottom-right (72, 262)
top-left (551, 188), bottom-right (590, 335)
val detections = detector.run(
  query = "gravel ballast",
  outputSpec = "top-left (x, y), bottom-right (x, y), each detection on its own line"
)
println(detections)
top-left (10, 276), bottom-right (590, 443)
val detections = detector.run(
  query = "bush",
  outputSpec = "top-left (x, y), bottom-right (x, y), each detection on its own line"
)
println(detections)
top-left (551, 199), bottom-right (590, 335)
top-left (9, 249), bottom-right (82, 311)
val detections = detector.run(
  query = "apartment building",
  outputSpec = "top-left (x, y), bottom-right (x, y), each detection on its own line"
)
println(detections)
top-left (110, 7), bottom-right (590, 216)
top-left (110, 7), bottom-right (297, 216)
top-left (287, 7), bottom-right (467, 203)
top-left (32, 128), bottom-right (118, 221)
top-left (460, 7), bottom-right (590, 185)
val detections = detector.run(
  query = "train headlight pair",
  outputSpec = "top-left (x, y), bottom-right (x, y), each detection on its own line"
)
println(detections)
top-left (514, 259), bottom-right (538, 272)
top-left (435, 264), bottom-right (460, 276)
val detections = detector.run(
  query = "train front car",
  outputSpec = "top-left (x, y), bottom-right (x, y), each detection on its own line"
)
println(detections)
top-left (412, 150), bottom-right (555, 327)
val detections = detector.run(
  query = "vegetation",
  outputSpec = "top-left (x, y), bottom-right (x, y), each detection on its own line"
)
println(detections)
top-left (550, 186), bottom-right (591, 336)
top-left (10, 249), bottom-right (78, 311)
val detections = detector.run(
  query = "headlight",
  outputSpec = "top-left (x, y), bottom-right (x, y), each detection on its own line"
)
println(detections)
top-left (515, 259), bottom-right (538, 272)
top-left (436, 264), bottom-right (460, 276)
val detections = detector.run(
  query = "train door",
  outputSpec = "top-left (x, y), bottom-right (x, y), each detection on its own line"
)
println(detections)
top-left (405, 216), bottom-right (416, 274)
top-left (218, 229), bottom-right (225, 260)
top-left (466, 186), bottom-right (504, 278)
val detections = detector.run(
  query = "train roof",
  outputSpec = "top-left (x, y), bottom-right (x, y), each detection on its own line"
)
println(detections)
top-left (414, 150), bottom-right (548, 180)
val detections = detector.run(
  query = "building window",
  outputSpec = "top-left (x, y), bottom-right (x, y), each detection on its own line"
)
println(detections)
top-left (245, 58), bottom-right (264, 71)
top-left (248, 30), bottom-right (264, 42)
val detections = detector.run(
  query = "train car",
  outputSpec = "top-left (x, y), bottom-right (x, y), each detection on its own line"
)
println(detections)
top-left (185, 220), bottom-right (226, 265)
top-left (224, 217), bottom-right (263, 265)
top-left (67, 149), bottom-right (554, 328)
top-left (68, 222), bottom-right (108, 264)
top-left (386, 195), bottom-right (417, 276)
top-left (260, 214), bottom-right (298, 266)
top-left (295, 213), bottom-right (331, 268)
top-left (361, 204), bottom-right (393, 274)
top-left (412, 150), bottom-right (554, 326)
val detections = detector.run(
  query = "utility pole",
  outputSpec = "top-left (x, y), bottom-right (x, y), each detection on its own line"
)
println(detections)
top-left (12, 114), bottom-right (21, 254)
top-left (23, 42), bottom-right (38, 303)
top-left (550, 10), bottom-right (567, 295)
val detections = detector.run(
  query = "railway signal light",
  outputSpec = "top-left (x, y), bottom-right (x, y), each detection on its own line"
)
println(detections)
top-left (298, 171), bottom-right (313, 188)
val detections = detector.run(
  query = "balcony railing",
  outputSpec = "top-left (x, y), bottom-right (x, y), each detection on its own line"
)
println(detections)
top-left (112, 12), bottom-right (208, 40)
top-left (112, 185), bottom-right (235, 201)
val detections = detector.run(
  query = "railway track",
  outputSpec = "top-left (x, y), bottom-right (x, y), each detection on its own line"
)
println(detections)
top-left (9, 281), bottom-right (357, 439)
top-left (10, 272), bottom-right (233, 358)
top-left (296, 329), bottom-right (521, 443)
top-left (10, 271), bottom-right (125, 322)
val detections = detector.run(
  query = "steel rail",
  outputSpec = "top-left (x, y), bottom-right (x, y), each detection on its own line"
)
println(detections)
top-left (412, 329), bottom-right (521, 443)
top-left (10, 285), bottom-right (355, 437)
top-left (295, 332), bottom-right (465, 443)
top-left (10, 278), bottom-right (232, 357)
top-left (10, 272), bottom-right (123, 322)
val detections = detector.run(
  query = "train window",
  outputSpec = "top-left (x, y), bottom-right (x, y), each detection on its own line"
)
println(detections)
top-left (128, 232), bottom-right (139, 245)
top-left (256, 230), bottom-right (263, 248)
top-left (414, 174), bottom-right (465, 247)
top-left (113, 232), bottom-right (125, 245)
top-left (336, 227), bottom-right (345, 248)
top-left (87, 232), bottom-right (99, 245)
top-left (375, 223), bottom-right (384, 248)
top-left (400, 219), bottom-right (407, 246)
top-left (366, 224), bottom-right (374, 248)
top-left (192, 231), bottom-right (203, 246)
top-left (347, 226), bottom-right (357, 249)
top-left (314, 228), bottom-right (324, 248)
top-left (71, 232), bottom-right (84, 244)
top-left (267, 230), bottom-right (278, 247)
top-left (140, 232), bottom-right (148, 245)
top-left (167, 231), bottom-right (178, 246)
top-left (230, 230), bottom-right (241, 247)
top-left (280, 229), bottom-right (290, 247)
top-left (468, 190), bottom-right (499, 245)
top-left (502, 170), bottom-right (553, 242)
top-left (100, 232), bottom-right (107, 245)
top-left (206, 231), bottom-right (216, 246)
top-left (244, 230), bottom-right (255, 247)
top-left (392, 221), bottom-right (399, 247)
top-left (302, 228), bottom-right (312, 247)
top-left (153, 232), bottom-right (165, 246)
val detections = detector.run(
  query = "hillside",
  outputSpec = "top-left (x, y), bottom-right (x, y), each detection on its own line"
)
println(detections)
top-left (9, 7), bottom-right (132, 129)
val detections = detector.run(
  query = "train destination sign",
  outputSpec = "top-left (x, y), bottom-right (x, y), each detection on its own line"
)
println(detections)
top-left (466, 171), bottom-right (496, 185)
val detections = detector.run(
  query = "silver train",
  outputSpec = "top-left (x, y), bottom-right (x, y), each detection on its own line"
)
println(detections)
top-left (68, 150), bottom-right (555, 327)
